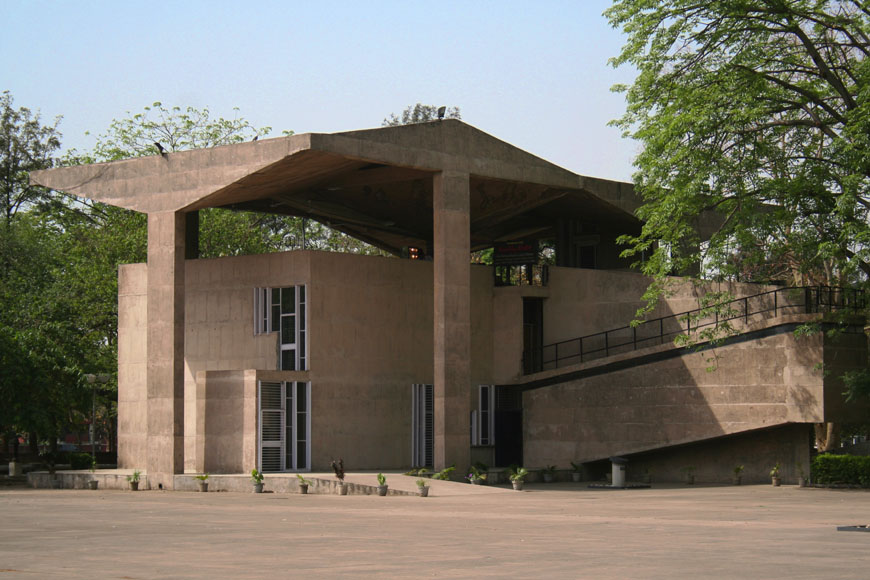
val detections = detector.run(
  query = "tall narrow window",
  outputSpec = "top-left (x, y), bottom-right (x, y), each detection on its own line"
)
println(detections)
top-left (411, 384), bottom-right (433, 467)
top-left (476, 385), bottom-right (495, 446)
top-left (259, 380), bottom-right (310, 472)
top-left (259, 381), bottom-right (284, 472)
top-left (254, 286), bottom-right (308, 371)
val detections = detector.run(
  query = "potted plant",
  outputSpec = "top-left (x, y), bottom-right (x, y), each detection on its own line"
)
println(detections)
top-left (732, 465), bottom-right (744, 486)
top-left (473, 461), bottom-right (494, 483)
top-left (88, 458), bottom-right (99, 490)
top-left (570, 462), bottom-right (583, 483)
top-left (509, 466), bottom-right (529, 491)
top-left (331, 459), bottom-right (347, 495)
top-left (541, 465), bottom-right (557, 483)
top-left (127, 469), bottom-right (141, 491)
top-left (797, 463), bottom-right (807, 487)
top-left (296, 473), bottom-right (311, 494)
top-left (416, 478), bottom-right (429, 497)
top-left (682, 466), bottom-right (695, 485)
top-left (770, 462), bottom-right (781, 486)
top-left (466, 465), bottom-right (487, 485)
top-left (195, 473), bottom-right (209, 492)
top-left (251, 468), bottom-right (265, 493)
top-left (376, 473), bottom-right (389, 496)
top-left (432, 465), bottom-right (455, 481)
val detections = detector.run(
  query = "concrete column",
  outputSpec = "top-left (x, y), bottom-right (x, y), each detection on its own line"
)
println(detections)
top-left (433, 171), bottom-right (471, 472)
top-left (146, 211), bottom-right (186, 489)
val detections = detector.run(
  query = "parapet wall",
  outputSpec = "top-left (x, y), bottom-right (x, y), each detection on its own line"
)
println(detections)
top-left (522, 319), bottom-right (833, 479)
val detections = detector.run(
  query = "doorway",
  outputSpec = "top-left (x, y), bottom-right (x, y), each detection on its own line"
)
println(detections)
top-left (523, 298), bottom-right (544, 374)
top-left (494, 386), bottom-right (523, 467)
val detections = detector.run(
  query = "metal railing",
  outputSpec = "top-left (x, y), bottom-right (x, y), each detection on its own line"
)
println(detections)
top-left (538, 286), bottom-right (866, 372)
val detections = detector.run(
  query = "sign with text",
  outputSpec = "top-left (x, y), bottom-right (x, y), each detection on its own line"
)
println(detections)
top-left (492, 241), bottom-right (537, 266)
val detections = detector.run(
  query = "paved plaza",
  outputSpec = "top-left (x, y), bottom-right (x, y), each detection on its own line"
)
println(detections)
top-left (1, 479), bottom-right (869, 578)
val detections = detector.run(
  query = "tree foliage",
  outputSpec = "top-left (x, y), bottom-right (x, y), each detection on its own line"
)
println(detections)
top-left (0, 90), bottom-right (61, 223)
top-left (607, 1), bottom-right (870, 299)
top-left (607, 1), bottom-right (870, 446)
top-left (65, 101), bottom-right (385, 259)
top-left (0, 213), bottom-right (90, 445)
top-left (72, 101), bottom-right (273, 163)
top-left (383, 103), bottom-right (461, 126)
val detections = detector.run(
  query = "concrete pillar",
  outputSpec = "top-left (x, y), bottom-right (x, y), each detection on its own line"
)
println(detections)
top-left (432, 170), bottom-right (471, 472)
top-left (146, 211), bottom-right (186, 489)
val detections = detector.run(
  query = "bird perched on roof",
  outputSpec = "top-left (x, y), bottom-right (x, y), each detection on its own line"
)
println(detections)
top-left (437, 106), bottom-right (446, 121)
top-left (154, 142), bottom-right (167, 158)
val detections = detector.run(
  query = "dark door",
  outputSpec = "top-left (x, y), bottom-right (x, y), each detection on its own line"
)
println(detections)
top-left (494, 386), bottom-right (523, 467)
top-left (523, 298), bottom-right (544, 374)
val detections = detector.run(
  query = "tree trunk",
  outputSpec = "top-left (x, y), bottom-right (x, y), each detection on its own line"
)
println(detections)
top-left (28, 432), bottom-right (38, 456)
top-left (815, 422), bottom-right (840, 452)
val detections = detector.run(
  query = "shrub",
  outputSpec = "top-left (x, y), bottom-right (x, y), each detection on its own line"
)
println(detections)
top-left (812, 454), bottom-right (870, 486)
top-left (68, 453), bottom-right (92, 470)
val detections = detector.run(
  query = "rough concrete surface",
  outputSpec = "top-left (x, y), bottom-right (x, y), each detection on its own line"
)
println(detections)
top-left (1, 481), bottom-right (869, 579)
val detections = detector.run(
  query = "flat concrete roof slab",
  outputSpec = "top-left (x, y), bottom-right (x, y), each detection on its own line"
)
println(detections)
top-left (31, 120), bottom-right (642, 253)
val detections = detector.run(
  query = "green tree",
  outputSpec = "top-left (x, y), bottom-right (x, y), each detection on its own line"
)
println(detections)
top-left (73, 101), bottom-right (273, 162)
top-left (0, 91), bottom-right (61, 224)
top-left (0, 213), bottom-right (90, 451)
top-left (607, 0), bottom-right (869, 291)
top-left (383, 103), bottom-right (461, 126)
top-left (606, 1), bottom-right (870, 449)
top-left (0, 92), bottom-right (76, 452)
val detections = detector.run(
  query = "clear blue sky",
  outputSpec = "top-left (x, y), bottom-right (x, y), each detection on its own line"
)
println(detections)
top-left (2, 0), bottom-right (637, 181)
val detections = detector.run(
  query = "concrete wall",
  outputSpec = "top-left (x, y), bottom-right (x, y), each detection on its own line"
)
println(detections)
top-left (118, 248), bottom-right (859, 477)
top-left (491, 285), bottom-right (549, 384)
top-left (194, 370), bottom-right (259, 474)
top-left (522, 323), bottom-right (827, 474)
top-left (305, 252), bottom-right (433, 470)
top-left (118, 250), bottom-right (497, 473)
top-left (585, 424), bottom-right (814, 485)
top-left (823, 327), bottom-right (870, 423)
top-left (543, 267), bottom-right (774, 346)
top-left (117, 263), bottom-right (148, 470)
top-left (183, 252), bottom-right (304, 471)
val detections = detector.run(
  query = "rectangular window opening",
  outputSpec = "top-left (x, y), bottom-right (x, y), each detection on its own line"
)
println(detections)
top-left (254, 285), bottom-right (308, 371)
top-left (259, 380), bottom-right (311, 472)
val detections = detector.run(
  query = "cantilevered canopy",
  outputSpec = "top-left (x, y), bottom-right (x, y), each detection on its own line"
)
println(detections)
top-left (32, 120), bottom-right (642, 255)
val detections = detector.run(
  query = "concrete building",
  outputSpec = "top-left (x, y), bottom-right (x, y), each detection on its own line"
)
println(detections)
top-left (32, 120), bottom-right (867, 488)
